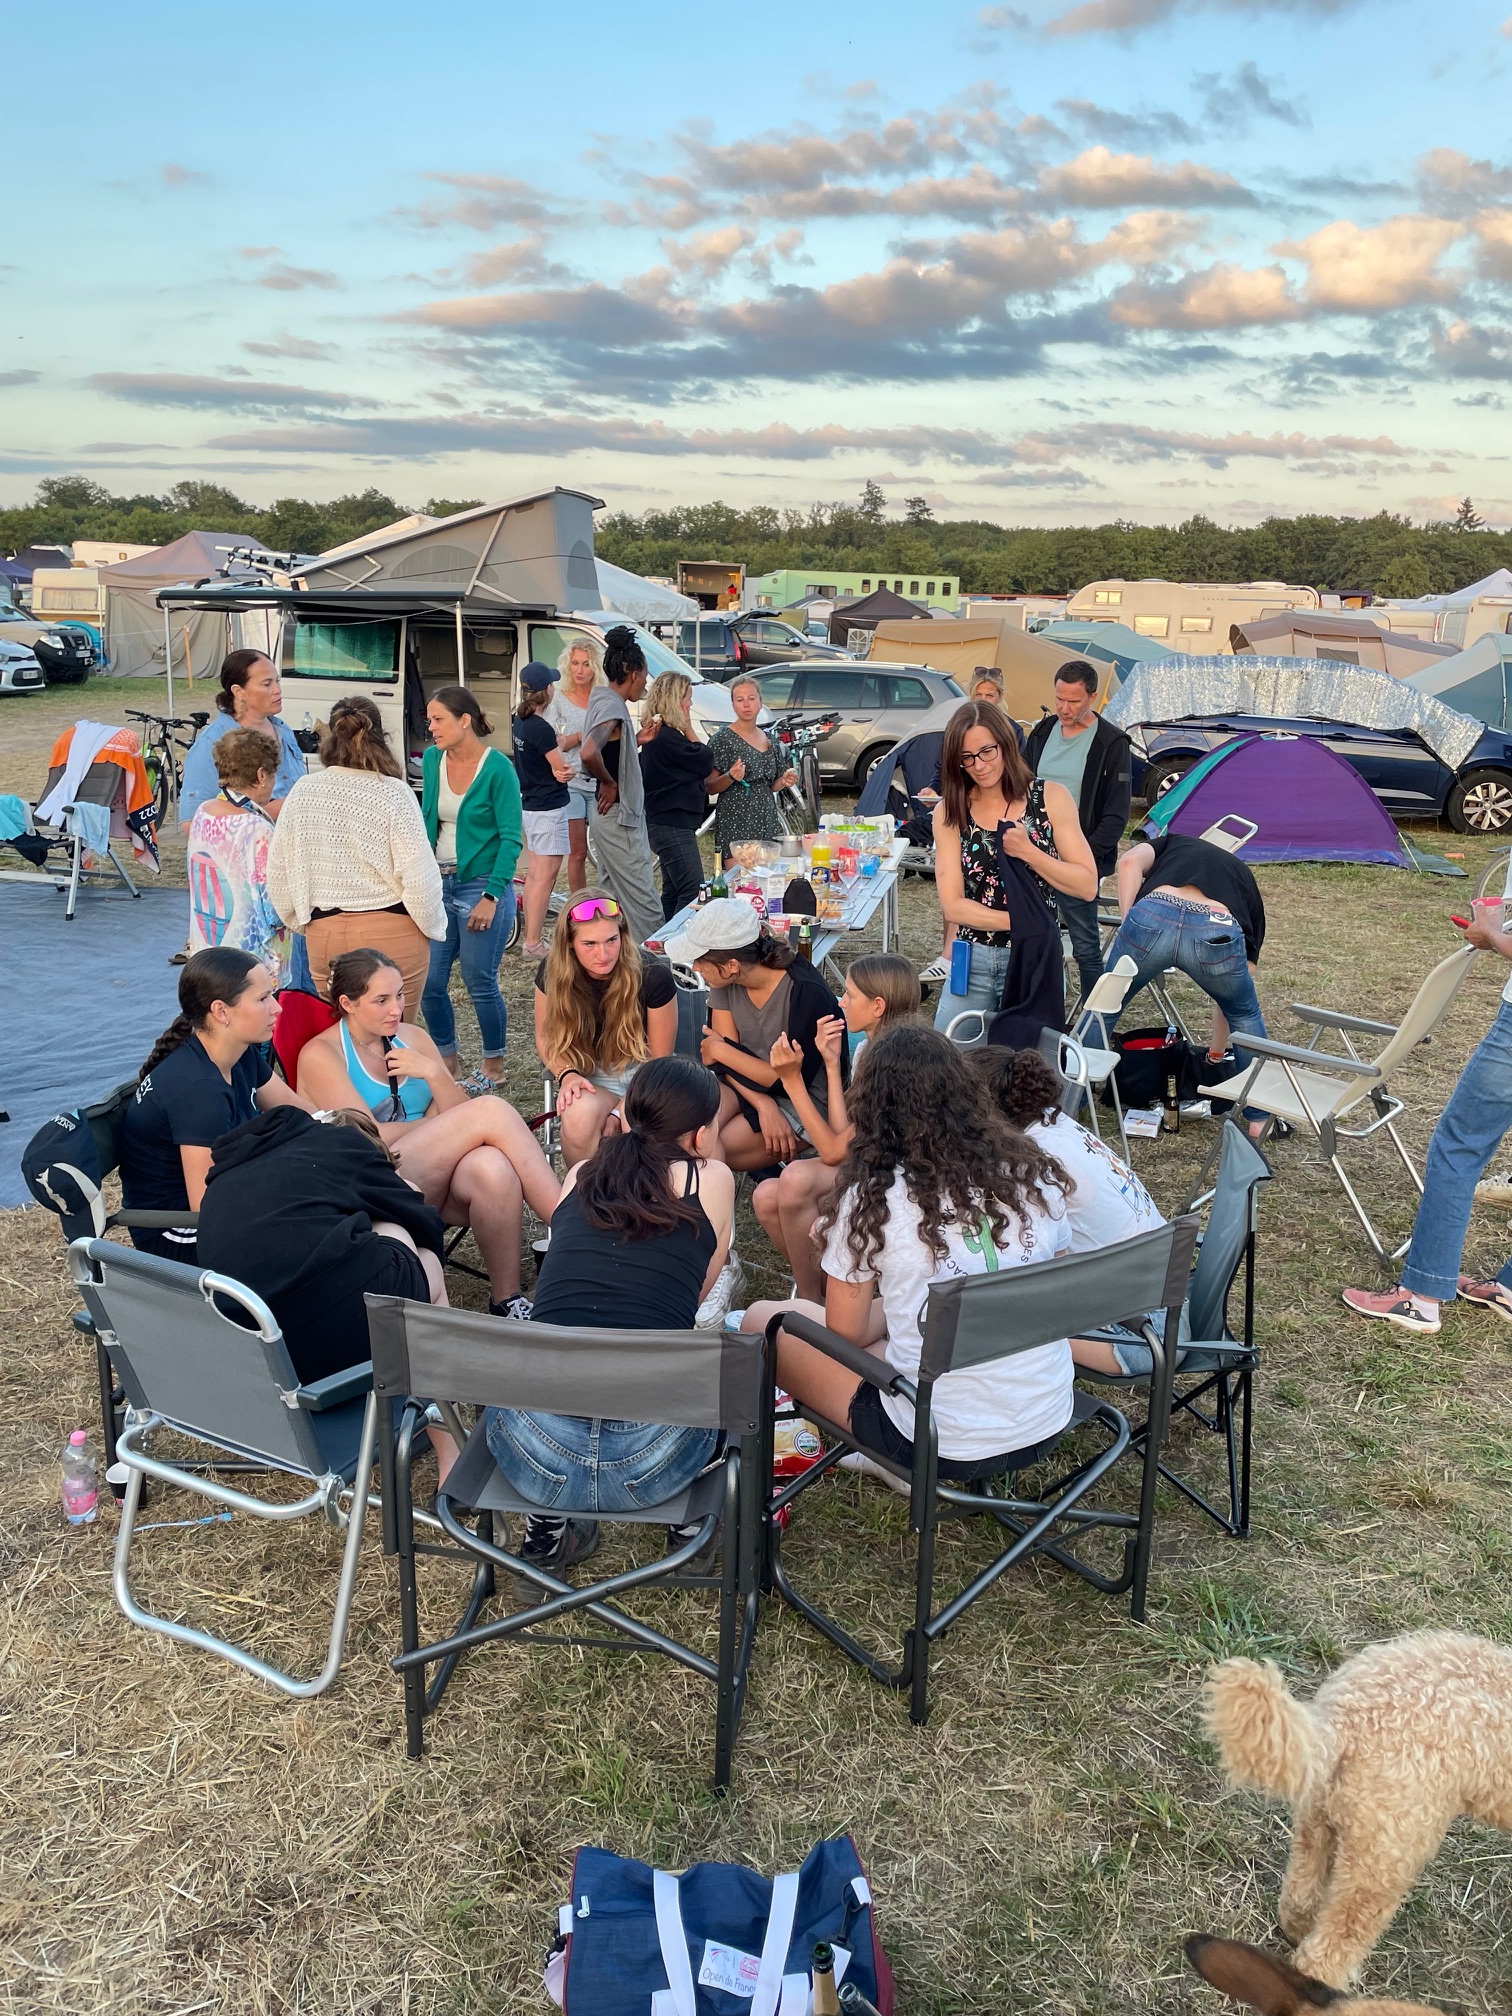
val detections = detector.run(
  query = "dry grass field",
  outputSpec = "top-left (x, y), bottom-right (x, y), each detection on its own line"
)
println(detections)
top-left (1, 676), bottom-right (1510, 2013)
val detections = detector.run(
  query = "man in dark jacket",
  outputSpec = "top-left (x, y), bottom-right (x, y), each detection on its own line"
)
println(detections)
top-left (1024, 658), bottom-right (1132, 1006)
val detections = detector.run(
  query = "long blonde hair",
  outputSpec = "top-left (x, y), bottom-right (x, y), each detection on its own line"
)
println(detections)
top-left (646, 671), bottom-right (694, 739)
top-left (541, 887), bottom-right (650, 1074)
top-left (557, 636), bottom-right (604, 693)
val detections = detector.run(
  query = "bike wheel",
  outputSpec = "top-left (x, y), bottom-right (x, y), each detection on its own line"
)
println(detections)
top-left (798, 750), bottom-right (822, 829)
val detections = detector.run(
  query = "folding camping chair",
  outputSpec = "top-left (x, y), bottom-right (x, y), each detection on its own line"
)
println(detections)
top-left (1078, 1119), bottom-right (1271, 1538)
top-left (0, 762), bottom-right (139, 919)
top-left (68, 1238), bottom-right (380, 1698)
top-left (766, 1217), bottom-right (1199, 1726)
top-left (1194, 943), bottom-right (1477, 1258)
top-left (1058, 953), bottom-right (1139, 1159)
top-left (368, 1295), bottom-right (773, 1792)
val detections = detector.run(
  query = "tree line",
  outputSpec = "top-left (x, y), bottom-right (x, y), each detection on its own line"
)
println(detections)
top-left (4, 475), bottom-right (1507, 601)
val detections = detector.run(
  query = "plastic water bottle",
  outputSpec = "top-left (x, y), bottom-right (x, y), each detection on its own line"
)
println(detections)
top-left (61, 1430), bottom-right (99, 1525)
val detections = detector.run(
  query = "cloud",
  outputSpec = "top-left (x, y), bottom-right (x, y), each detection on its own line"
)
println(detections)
top-left (1038, 144), bottom-right (1255, 207)
top-left (242, 335), bottom-right (337, 361)
top-left (397, 173), bottom-right (567, 232)
top-left (1043, 0), bottom-right (1366, 33)
top-left (161, 163), bottom-right (210, 187)
top-left (255, 263), bottom-right (341, 292)
top-left (1053, 97), bottom-right (1197, 147)
top-left (1473, 209), bottom-right (1512, 280)
top-left (87, 372), bottom-right (364, 413)
top-left (461, 235), bottom-right (571, 287)
top-left (1192, 61), bottom-right (1307, 130)
top-left (1418, 148), bottom-right (1512, 212)
top-left (239, 245), bottom-right (281, 260)
top-left (1015, 418), bottom-right (1407, 467)
top-left (1110, 261), bottom-right (1300, 327)
top-left (661, 226), bottom-right (757, 279)
top-left (977, 5), bottom-right (1033, 27)
top-left (1278, 213), bottom-right (1464, 311)
top-left (0, 369), bottom-right (40, 388)
top-left (1433, 318), bottom-right (1512, 380)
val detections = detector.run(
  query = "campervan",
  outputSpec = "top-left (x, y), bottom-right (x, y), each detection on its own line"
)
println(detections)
top-left (1377, 593), bottom-right (1512, 652)
top-left (1063, 579), bottom-right (1320, 647)
top-left (31, 566), bottom-right (105, 649)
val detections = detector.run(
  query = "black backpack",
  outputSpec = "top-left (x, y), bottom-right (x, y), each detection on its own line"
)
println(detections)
top-left (22, 1080), bottom-right (137, 1242)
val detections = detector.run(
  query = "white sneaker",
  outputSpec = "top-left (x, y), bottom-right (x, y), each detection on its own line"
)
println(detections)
top-left (696, 1251), bottom-right (747, 1329)
top-left (838, 1449), bottom-right (911, 1498)
top-left (1475, 1172), bottom-right (1512, 1211)
top-left (919, 957), bottom-right (949, 982)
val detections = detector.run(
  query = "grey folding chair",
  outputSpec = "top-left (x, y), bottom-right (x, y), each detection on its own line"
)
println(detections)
top-left (68, 1238), bottom-right (379, 1698)
top-left (767, 1217), bottom-right (1199, 1726)
top-left (1194, 943), bottom-right (1477, 1257)
top-left (1079, 1120), bottom-right (1272, 1538)
top-left (368, 1296), bottom-right (774, 1793)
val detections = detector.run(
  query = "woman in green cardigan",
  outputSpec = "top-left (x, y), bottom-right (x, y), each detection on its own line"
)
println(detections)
top-left (420, 686), bottom-right (523, 1091)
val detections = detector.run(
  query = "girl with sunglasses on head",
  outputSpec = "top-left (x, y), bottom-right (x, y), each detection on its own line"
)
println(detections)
top-left (931, 699), bottom-right (1096, 1039)
top-left (296, 948), bottom-right (560, 1318)
top-left (533, 889), bottom-right (679, 1167)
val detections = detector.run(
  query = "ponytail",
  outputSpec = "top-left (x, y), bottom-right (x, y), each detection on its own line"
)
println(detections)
top-left (728, 931), bottom-right (795, 974)
top-left (319, 694), bottom-right (402, 778)
top-left (573, 1056), bottom-right (720, 1240)
top-left (137, 947), bottom-right (263, 1082)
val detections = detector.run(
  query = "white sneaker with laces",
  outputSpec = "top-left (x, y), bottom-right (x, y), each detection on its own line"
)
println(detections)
top-left (838, 1449), bottom-right (911, 1498)
top-left (919, 957), bottom-right (949, 983)
top-left (696, 1251), bottom-right (746, 1328)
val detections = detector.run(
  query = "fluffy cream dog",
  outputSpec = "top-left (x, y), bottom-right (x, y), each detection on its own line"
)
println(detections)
top-left (1205, 1632), bottom-right (1512, 1987)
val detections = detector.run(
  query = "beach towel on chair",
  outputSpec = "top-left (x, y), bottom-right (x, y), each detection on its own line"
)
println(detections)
top-left (40, 724), bottom-right (160, 872)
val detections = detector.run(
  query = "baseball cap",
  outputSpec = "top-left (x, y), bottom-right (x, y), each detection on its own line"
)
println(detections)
top-left (663, 896), bottom-right (762, 969)
top-left (520, 659), bottom-right (558, 691)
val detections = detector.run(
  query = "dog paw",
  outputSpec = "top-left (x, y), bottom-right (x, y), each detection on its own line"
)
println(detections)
top-left (1292, 1938), bottom-right (1354, 1991)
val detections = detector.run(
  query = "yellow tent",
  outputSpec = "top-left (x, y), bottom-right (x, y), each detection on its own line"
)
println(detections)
top-left (868, 616), bottom-right (1115, 718)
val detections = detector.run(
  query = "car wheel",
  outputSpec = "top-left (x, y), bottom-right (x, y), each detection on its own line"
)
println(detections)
top-left (853, 742), bottom-right (895, 790)
top-left (1448, 769), bottom-right (1512, 834)
top-left (1141, 757), bottom-right (1194, 804)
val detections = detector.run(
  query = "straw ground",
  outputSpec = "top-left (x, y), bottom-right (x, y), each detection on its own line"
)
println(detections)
top-left (2, 680), bottom-right (1510, 2011)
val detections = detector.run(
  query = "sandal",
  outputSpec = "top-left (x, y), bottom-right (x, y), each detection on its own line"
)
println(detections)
top-left (522, 940), bottom-right (548, 958)
top-left (457, 1069), bottom-right (495, 1097)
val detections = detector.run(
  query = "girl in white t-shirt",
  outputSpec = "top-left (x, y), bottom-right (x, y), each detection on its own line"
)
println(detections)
top-left (970, 1045), bottom-right (1186, 1377)
top-left (742, 1025), bottom-right (1076, 1476)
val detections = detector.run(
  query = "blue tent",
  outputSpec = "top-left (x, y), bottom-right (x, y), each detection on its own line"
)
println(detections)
top-left (1403, 631), bottom-right (1512, 730)
top-left (1035, 619), bottom-right (1174, 683)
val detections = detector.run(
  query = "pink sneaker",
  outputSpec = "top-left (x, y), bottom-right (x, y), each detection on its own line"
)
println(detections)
top-left (1340, 1287), bottom-right (1440, 1334)
top-left (1456, 1276), bottom-right (1512, 1321)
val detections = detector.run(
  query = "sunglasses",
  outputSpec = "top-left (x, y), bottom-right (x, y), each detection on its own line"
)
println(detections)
top-left (960, 744), bottom-right (1002, 769)
top-left (569, 897), bottom-right (622, 924)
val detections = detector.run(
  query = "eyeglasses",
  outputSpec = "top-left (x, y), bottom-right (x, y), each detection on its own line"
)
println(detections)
top-left (569, 897), bottom-right (622, 924)
top-left (960, 744), bottom-right (1002, 769)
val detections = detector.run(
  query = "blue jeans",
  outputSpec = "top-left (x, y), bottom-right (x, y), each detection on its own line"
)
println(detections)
top-left (933, 940), bottom-right (1011, 1042)
top-left (1056, 890), bottom-right (1104, 1010)
top-left (421, 873), bottom-right (515, 1061)
top-left (1104, 894), bottom-right (1267, 1071)
top-left (484, 1406), bottom-right (719, 1512)
top-left (288, 930), bottom-right (313, 994)
top-left (1401, 997), bottom-right (1512, 1303)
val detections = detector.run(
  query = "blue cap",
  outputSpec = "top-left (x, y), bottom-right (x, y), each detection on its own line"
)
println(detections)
top-left (520, 659), bottom-right (558, 691)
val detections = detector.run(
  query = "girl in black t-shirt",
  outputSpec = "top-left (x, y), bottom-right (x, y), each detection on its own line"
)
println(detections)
top-left (514, 661), bottom-right (575, 957)
top-left (638, 671), bottom-right (737, 921)
top-left (533, 890), bottom-right (679, 1165)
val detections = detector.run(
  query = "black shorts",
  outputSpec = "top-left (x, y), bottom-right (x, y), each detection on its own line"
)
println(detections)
top-left (848, 1380), bottom-right (1065, 1483)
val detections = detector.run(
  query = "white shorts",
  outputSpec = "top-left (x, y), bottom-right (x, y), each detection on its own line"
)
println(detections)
top-left (523, 807), bottom-right (571, 856)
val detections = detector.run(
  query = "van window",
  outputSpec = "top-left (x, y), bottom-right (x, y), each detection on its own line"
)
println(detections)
top-left (873, 674), bottom-right (931, 708)
top-left (529, 625), bottom-right (595, 678)
top-left (755, 670), bottom-right (799, 705)
top-left (909, 581), bottom-right (920, 596)
top-left (925, 581), bottom-right (935, 596)
top-left (1133, 615), bottom-right (1169, 637)
top-left (1180, 615), bottom-right (1212, 633)
top-left (289, 620), bottom-right (400, 681)
top-left (1093, 589), bottom-right (1122, 606)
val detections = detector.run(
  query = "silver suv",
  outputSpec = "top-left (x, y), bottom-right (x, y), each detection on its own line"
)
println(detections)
top-left (747, 659), bottom-right (963, 787)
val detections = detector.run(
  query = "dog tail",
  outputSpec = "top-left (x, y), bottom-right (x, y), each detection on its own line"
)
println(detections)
top-left (1204, 1658), bottom-right (1327, 1806)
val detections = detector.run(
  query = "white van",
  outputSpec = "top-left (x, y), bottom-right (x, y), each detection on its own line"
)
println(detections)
top-left (1064, 578), bottom-right (1320, 647)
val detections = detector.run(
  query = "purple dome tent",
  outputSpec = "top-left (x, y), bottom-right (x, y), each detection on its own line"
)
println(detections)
top-left (1147, 732), bottom-right (1413, 867)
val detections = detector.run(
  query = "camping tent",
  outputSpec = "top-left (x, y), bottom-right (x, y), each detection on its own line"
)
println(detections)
top-left (1144, 732), bottom-right (1416, 867)
top-left (296, 489), bottom-right (603, 607)
top-left (1387, 567), bottom-right (1512, 612)
top-left (584, 558), bottom-right (697, 627)
top-left (825, 586), bottom-right (929, 650)
top-left (1403, 630), bottom-right (1512, 728)
top-left (1035, 619), bottom-right (1173, 682)
top-left (868, 615), bottom-right (1115, 720)
top-left (98, 531), bottom-right (281, 683)
top-left (1231, 611), bottom-right (1457, 676)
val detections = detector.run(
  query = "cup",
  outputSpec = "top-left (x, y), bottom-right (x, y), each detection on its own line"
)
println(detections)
top-left (1472, 896), bottom-right (1504, 932)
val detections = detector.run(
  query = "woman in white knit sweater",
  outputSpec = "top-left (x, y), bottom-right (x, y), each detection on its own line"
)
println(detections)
top-left (267, 696), bottom-right (444, 1009)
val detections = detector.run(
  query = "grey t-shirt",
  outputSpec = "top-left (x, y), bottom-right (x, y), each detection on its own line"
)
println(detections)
top-left (708, 972), bottom-right (830, 1122)
top-left (583, 684), bottom-right (642, 825)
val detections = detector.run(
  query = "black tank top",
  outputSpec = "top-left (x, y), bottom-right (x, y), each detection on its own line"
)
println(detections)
top-left (531, 1161), bottom-right (717, 1331)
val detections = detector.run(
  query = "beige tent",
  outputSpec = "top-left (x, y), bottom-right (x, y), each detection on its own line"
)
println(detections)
top-left (1231, 612), bottom-right (1458, 678)
top-left (868, 615), bottom-right (1116, 719)
top-left (98, 531), bottom-right (279, 683)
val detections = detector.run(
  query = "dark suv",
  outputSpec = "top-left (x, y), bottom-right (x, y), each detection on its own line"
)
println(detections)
top-left (674, 613), bottom-right (844, 677)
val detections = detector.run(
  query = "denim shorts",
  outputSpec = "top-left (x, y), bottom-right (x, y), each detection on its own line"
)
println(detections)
top-left (484, 1405), bottom-right (721, 1513)
top-left (1100, 1304), bottom-right (1194, 1377)
top-left (849, 1382), bottom-right (1064, 1482)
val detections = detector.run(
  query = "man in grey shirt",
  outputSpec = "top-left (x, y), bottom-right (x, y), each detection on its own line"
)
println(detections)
top-left (580, 626), bottom-right (665, 947)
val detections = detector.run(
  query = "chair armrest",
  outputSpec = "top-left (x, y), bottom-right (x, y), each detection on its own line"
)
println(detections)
top-left (1289, 1003), bottom-right (1397, 1037)
top-left (292, 1362), bottom-right (374, 1411)
top-left (773, 1310), bottom-right (913, 1398)
top-left (109, 1208), bottom-right (201, 1230)
top-left (1210, 1035), bottom-right (1381, 1077)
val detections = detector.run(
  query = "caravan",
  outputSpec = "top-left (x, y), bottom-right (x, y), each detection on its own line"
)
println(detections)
top-left (1064, 578), bottom-right (1320, 646)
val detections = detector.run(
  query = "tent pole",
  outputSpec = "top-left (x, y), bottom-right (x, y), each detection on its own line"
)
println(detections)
top-left (454, 604), bottom-right (466, 686)
top-left (164, 607), bottom-right (174, 717)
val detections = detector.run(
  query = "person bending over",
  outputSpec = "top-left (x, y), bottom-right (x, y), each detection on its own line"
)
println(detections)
top-left (533, 889), bottom-right (679, 1167)
top-left (742, 1024), bottom-right (1076, 1485)
top-left (484, 1055), bottom-right (736, 1584)
top-left (120, 948), bottom-right (313, 1263)
top-left (665, 896), bottom-right (845, 1172)
top-left (296, 948), bottom-right (560, 1318)
top-left (970, 1045), bottom-right (1184, 1377)
top-left (754, 952), bottom-right (921, 1299)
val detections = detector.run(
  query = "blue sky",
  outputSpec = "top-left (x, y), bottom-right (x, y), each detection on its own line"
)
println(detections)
top-left (5, 0), bottom-right (1512, 526)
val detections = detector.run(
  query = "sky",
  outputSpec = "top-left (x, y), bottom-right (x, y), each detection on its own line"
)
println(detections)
top-left (5, 0), bottom-right (1512, 528)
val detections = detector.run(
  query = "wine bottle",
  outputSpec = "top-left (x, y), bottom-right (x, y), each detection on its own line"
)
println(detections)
top-left (811, 1944), bottom-right (841, 2016)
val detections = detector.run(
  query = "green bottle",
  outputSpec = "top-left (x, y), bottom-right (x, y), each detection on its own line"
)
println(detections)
top-left (710, 866), bottom-right (729, 900)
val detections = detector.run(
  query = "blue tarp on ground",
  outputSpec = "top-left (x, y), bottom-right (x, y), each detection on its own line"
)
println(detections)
top-left (0, 882), bottom-right (186, 1208)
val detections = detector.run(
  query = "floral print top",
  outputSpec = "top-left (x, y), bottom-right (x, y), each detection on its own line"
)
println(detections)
top-left (958, 780), bottom-right (1057, 947)
top-left (707, 726), bottom-right (786, 852)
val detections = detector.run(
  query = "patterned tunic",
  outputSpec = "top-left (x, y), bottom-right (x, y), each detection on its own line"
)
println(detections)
top-left (188, 797), bottom-right (291, 985)
top-left (707, 727), bottom-right (786, 853)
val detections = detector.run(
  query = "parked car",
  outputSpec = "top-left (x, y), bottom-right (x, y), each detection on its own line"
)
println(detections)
top-left (674, 613), bottom-right (845, 677)
top-left (1132, 713), bottom-right (1512, 834)
top-left (0, 638), bottom-right (45, 693)
top-left (0, 588), bottom-right (96, 684)
top-left (744, 659), bottom-right (964, 787)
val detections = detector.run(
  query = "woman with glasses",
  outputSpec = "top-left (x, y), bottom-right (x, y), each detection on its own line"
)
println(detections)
top-left (297, 947), bottom-right (561, 1319)
top-left (931, 699), bottom-right (1096, 1037)
top-left (533, 889), bottom-right (679, 1167)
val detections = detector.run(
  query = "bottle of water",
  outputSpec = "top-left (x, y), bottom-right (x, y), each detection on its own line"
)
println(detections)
top-left (61, 1430), bottom-right (99, 1525)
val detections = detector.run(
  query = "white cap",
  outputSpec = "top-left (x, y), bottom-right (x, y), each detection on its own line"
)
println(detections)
top-left (663, 896), bottom-right (762, 968)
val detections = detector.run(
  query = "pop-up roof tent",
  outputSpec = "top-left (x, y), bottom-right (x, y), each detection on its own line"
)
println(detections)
top-left (869, 615), bottom-right (1114, 719)
top-left (296, 488), bottom-right (604, 608)
top-left (826, 586), bottom-right (929, 648)
top-left (99, 530), bottom-right (281, 680)
top-left (1144, 732), bottom-right (1419, 868)
top-left (1404, 630), bottom-right (1512, 728)
top-left (1231, 611), bottom-right (1457, 677)
top-left (1387, 566), bottom-right (1512, 612)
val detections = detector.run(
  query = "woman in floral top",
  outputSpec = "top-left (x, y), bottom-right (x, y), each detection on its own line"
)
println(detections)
top-left (187, 727), bottom-right (291, 986)
top-left (930, 700), bottom-right (1095, 1038)
top-left (706, 675), bottom-right (797, 862)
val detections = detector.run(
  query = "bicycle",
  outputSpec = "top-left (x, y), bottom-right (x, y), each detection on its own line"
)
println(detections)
top-left (125, 708), bottom-right (210, 829)
top-left (767, 708), bottom-right (840, 831)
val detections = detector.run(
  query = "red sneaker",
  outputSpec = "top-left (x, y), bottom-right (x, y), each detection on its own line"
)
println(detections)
top-left (1340, 1287), bottom-right (1440, 1334)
